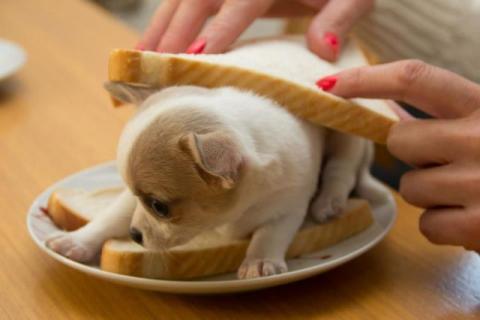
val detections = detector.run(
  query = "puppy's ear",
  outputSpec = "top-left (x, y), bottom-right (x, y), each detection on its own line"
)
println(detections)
top-left (104, 82), bottom-right (157, 105)
top-left (179, 131), bottom-right (243, 189)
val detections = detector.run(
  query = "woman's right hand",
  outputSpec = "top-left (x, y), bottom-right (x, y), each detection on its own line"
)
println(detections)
top-left (317, 60), bottom-right (480, 251)
top-left (137, 0), bottom-right (374, 62)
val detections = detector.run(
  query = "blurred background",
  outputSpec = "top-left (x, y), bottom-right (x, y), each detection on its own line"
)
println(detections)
top-left (94, 0), bottom-right (284, 37)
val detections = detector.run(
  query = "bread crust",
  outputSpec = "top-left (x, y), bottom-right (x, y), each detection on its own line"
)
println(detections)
top-left (47, 192), bottom-right (89, 231)
top-left (101, 199), bottom-right (374, 280)
top-left (108, 49), bottom-right (394, 144)
top-left (47, 189), bottom-right (374, 279)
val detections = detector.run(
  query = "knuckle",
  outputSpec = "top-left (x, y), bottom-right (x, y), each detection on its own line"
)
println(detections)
top-left (461, 178), bottom-right (480, 201)
top-left (419, 212), bottom-right (442, 244)
top-left (459, 209), bottom-right (480, 249)
top-left (399, 60), bottom-right (428, 83)
top-left (466, 207), bottom-right (480, 231)
top-left (395, 60), bottom-right (429, 96)
top-left (207, 18), bottom-right (235, 41)
top-left (386, 122), bottom-right (406, 157)
top-left (386, 124), bottom-right (400, 153)
top-left (464, 210), bottom-right (480, 250)
top-left (461, 90), bottom-right (480, 114)
top-left (471, 109), bottom-right (480, 120)
top-left (457, 120), bottom-right (480, 158)
top-left (398, 172), bottom-right (417, 204)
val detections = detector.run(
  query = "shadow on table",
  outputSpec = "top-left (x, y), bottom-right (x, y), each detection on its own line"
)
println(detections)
top-left (0, 77), bottom-right (22, 105)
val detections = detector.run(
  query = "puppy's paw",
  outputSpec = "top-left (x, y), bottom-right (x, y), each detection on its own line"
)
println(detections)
top-left (45, 232), bottom-right (98, 263)
top-left (310, 194), bottom-right (347, 223)
top-left (237, 258), bottom-right (287, 279)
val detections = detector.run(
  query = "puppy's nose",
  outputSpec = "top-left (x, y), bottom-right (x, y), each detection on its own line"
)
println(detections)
top-left (129, 227), bottom-right (143, 245)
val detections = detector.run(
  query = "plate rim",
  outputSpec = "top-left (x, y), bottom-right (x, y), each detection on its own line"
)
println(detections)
top-left (27, 161), bottom-right (396, 294)
top-left (0, 39), bottom-right (27, 81)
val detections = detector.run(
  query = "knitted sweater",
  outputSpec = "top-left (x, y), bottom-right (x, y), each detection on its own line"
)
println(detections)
top-left (354, 0), bottom-right (480, 82)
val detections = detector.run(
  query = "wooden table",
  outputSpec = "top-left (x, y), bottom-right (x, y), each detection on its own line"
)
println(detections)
top-left (1, 0), bottom-right (479, 319)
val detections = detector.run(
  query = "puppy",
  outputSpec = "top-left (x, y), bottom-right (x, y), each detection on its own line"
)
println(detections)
top-left (46, 85), bottom-right (394, 279)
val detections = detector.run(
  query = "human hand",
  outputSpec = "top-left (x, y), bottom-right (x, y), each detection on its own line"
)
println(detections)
top-left (137, 0), bottom-right (374, 61)
top-left (316, 60), bottom-right (480, 251)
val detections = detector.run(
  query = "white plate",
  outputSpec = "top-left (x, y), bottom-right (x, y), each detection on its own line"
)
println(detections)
top-left (27, 162), bottom-right (396, 294)
top-left (0, 39), bottom-right (26, 81)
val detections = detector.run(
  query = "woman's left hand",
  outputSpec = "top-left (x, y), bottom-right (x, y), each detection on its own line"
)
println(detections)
top-left (137, 0), bottom-right (373, 61)
top-left (317, 60), bottom-right (480, 250)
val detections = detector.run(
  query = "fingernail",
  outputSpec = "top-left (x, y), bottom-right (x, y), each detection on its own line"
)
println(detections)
top-left (135, 43), bottom-right (145, 51)
top-left (316, 76), bottom-right (337, 91)
top-left (324, 32), bottom-right (340, 57)
top-left (186, 38), bottom-right (206, 54)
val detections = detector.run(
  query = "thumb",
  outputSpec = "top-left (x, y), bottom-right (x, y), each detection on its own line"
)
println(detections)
top-left (307, 0), bottom-right (374, 62)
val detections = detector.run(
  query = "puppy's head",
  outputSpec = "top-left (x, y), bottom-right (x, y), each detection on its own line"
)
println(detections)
top-left (109, 84), bottom-right (245, 250)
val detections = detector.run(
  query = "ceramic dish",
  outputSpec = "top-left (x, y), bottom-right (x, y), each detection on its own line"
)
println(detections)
top-left (0, 39), bottom-right (26, 81)
top-left (27, 162), bottom-right (395, 294)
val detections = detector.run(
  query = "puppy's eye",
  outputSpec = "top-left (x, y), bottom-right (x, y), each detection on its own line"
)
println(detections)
top-left (149, 198), bottom-right (170, 218)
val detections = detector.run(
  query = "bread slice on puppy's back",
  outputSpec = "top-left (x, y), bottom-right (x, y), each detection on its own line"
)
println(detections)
top-left (108, 36), bottom-right (398, 144)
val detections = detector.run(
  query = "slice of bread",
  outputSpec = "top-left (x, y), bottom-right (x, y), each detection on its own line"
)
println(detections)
top-left (47, 187), bottom-right (124, 231)
top-left (101, 199), bottom-right (373, 279)
top-left (46, 188), bottom-right (373, 279)
top-left (108, 36), bottom-right (398, 144)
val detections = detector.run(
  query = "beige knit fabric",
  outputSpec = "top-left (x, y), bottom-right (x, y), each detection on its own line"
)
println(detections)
top-left (354, 0), bottom-right (480, 83)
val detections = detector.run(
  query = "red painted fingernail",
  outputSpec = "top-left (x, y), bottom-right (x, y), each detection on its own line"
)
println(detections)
top-left (135, 43), bottom-right (145, 51)
top-left (186, 38), bottom-right (206, 54)
top-left (316, 76), bottom-right (337, 91)
top-left (324, 32), bottom-right (340, 57)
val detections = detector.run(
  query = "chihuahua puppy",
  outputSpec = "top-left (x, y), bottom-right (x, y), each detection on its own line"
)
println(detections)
top-left (47, 85), bottom-right (393, 279)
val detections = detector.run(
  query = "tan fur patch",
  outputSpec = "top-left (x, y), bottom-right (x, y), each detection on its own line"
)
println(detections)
top-left (126, 106), bottom-right (243, 228)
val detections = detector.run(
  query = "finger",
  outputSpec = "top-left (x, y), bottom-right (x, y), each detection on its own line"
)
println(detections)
top-left (317, 60), bottom-right (480, 118)
top-left (399, 165), bottom-right (466, 209)
top-left (138, 0), bottom-right (180, 50)
top-left (419, 207), bottom-right (480, 250)
top-left (195, 0), bottom-right (275, 53)
top-left (387, 119), bottom-right (460, 167)
top-left (157, 0), bottom-right (216, 53)
top-left (307, 0), bottom-right (374, 62)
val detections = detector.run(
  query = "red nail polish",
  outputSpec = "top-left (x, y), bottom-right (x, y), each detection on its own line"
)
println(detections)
top-left (316, 76), bottom-right (337, 91)
top-left (186, 38), bottom-right (206, 54)
top-left (135, 43), bottom-right (145, 51)
top-left (324, 32), bottom-right (340, 56)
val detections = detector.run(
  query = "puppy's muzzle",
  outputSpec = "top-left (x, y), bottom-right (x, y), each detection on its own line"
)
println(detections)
top-left (129, 227), bottom-right (143, 245)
